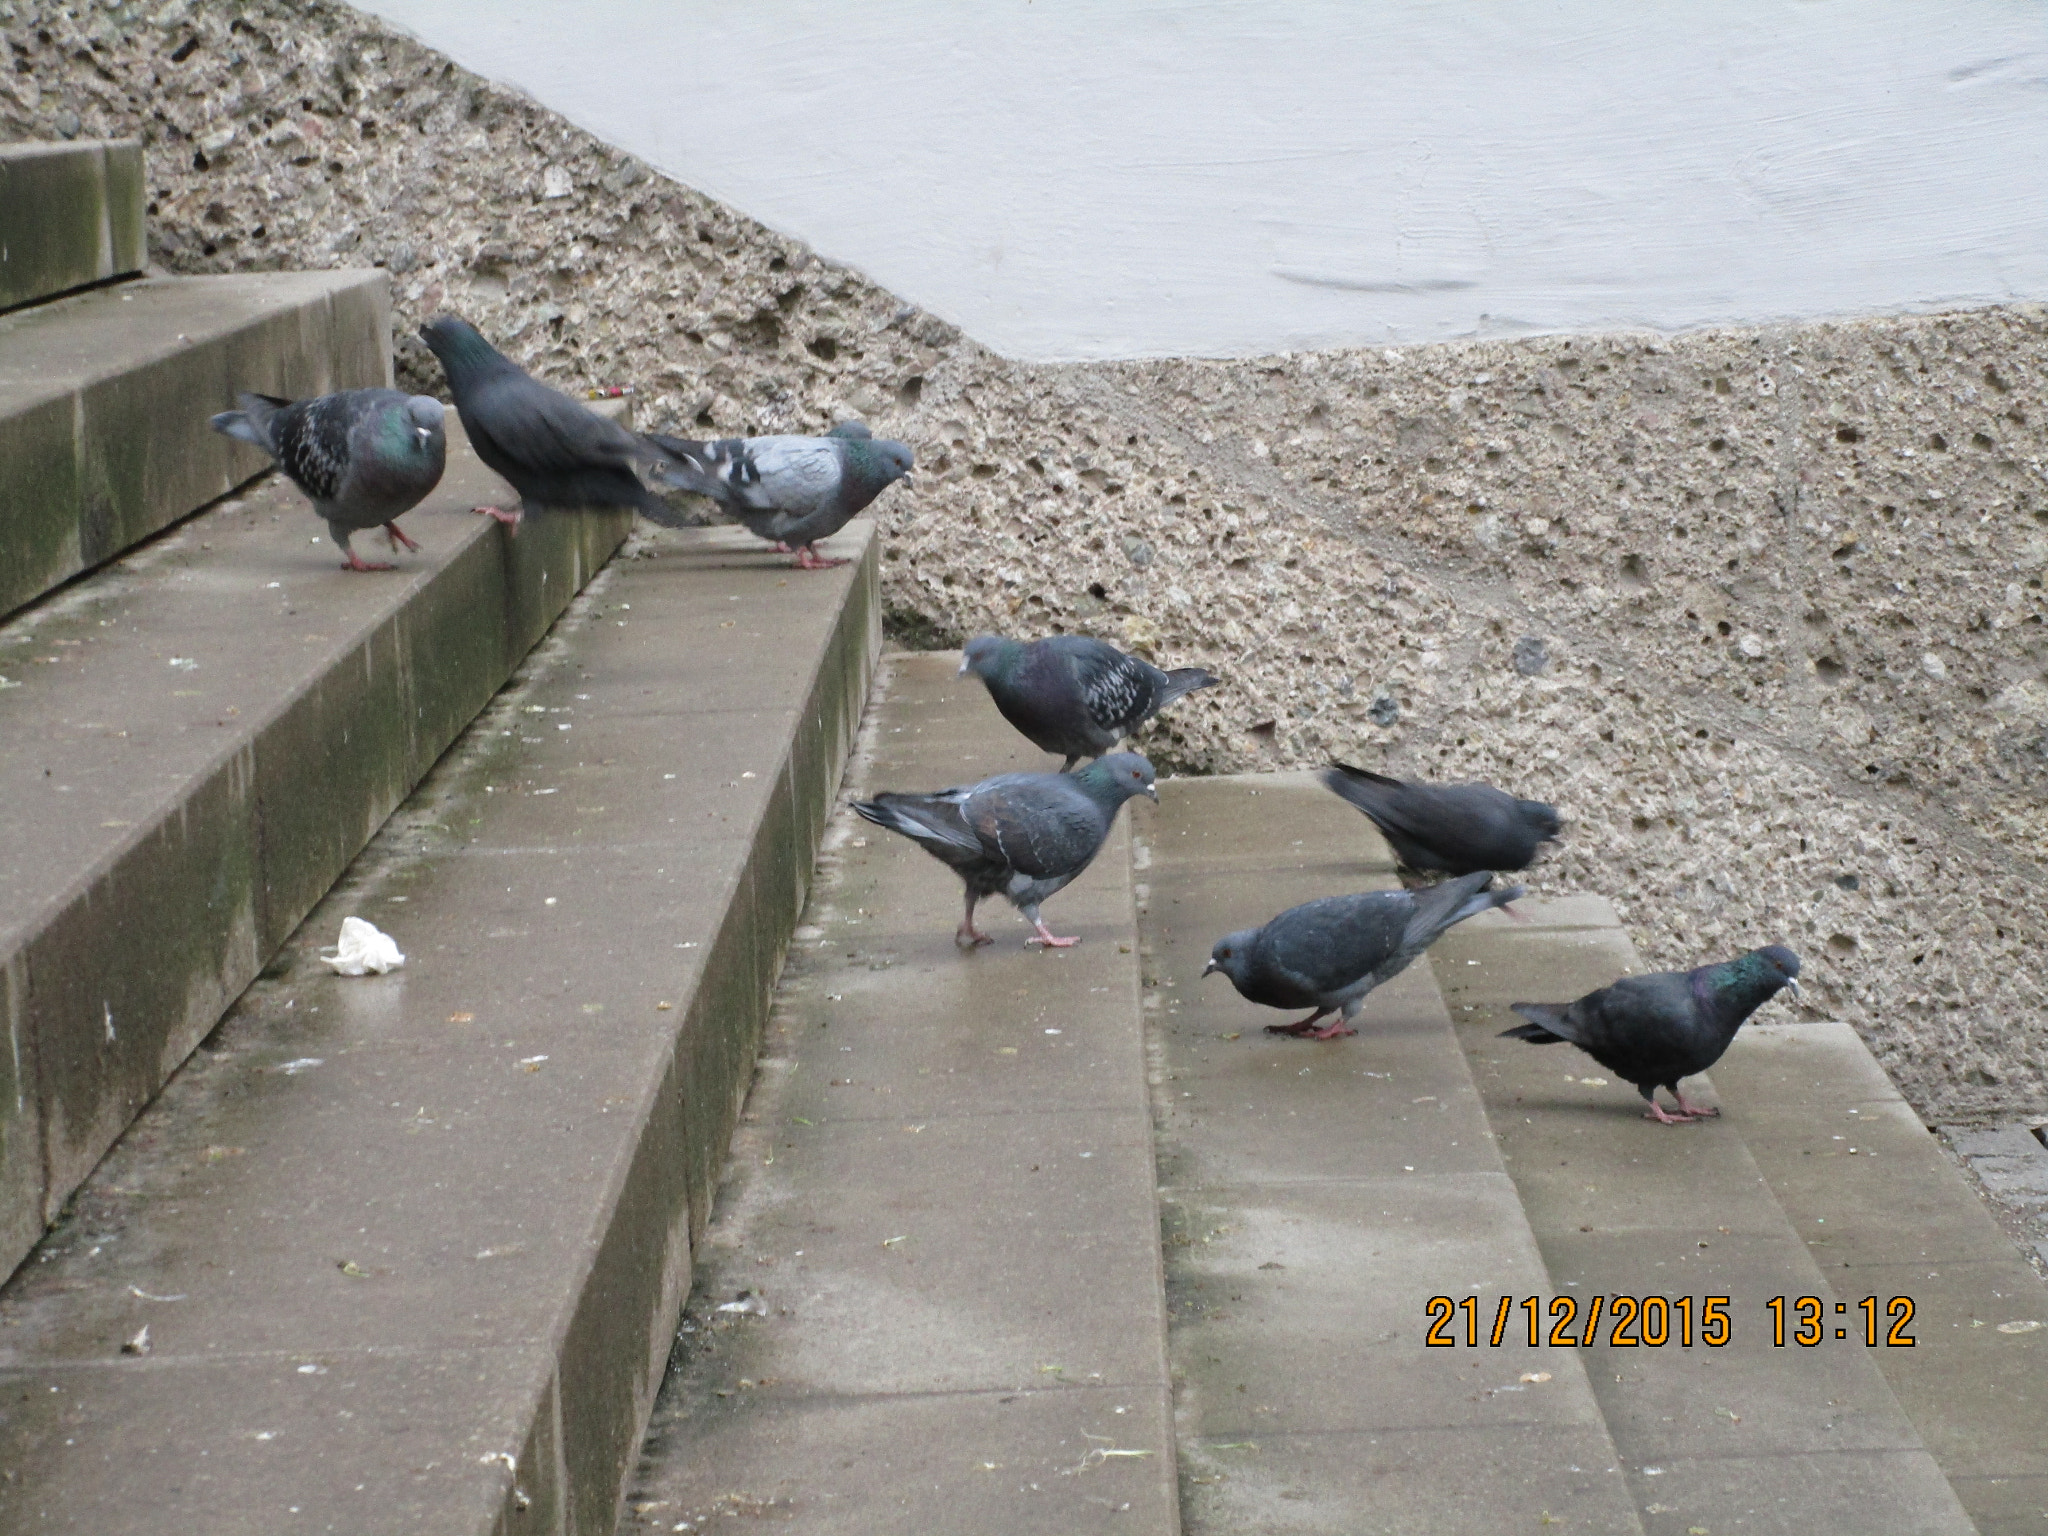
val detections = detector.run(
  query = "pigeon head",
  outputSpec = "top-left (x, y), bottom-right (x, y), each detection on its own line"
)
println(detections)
top-left (1519, 798), bottom-right (1565, 843)
top-left (1745, 944), bottom-right (1803, 997)
top-left (403, 394), bottom-right (446, 447)
top-left (419, 315), bottom-right (511, 387)
top-left (1202, 930), bottom-right (1259, 985)
top-left (959, 634), bottom-right (1024, 680)
top-left (1073, 751), bottom-right (1157, 804)
top-left (863, 437), bottom-right (915, 485)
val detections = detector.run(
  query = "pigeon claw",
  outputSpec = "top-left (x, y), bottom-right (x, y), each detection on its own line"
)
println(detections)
top-left (1672, 1090), bottom-right (1721, 1119)
top-left (383, 521), bottom-right (423, 554)
top-left (340, 549), bottom-right (398, 573)
top-left (1643, 1101), bottom-right (1700, 1125)
top-left (954, 923), bottom-right (995, 949)
top-left (1306, 1019), bottom-right (1360, 1041)
top-left (1265, 1010), bottom-right (1341, 1039)
top-left (792, 544), bottom-right (851, 570)
top-left (474, 505), bottom-right (522, 535)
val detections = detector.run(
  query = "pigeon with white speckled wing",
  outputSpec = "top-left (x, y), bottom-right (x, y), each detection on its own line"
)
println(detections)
top-left (960, 634), bottom-right (1219, 771)
top-left (1204, 873), bottom-right (1522, 1040)
top-left (854, 753), bottom-right (1157, 948)
top-left (209, 388), bottom-right (446, 571)
top-left (647, 421), bottom-right (913, 569)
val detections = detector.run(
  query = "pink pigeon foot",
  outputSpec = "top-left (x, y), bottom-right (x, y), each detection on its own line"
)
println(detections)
top-left (1643, 1100), bottom-right (1699, 1125)
top-left (474, 504), bottom-right (522, 535)
top-left (792, 544), bottom-right (851, 570)
top-left (772, 541), bottom-right (793, 553)
top-left (340, 547), bottom-right (397, 572)
top-left (1306, 1018), bottom-right (1360, 1040)
top-left (955, 922), bottom-right (994, 949)
top-left (1504, 901), bottom-right (1535, 926)
top-left (1672, 1089), bottom-right (1720, 1118)
top-left (1026, 920), bottom-right (1081, 948)
top-left (1266, 1009), bottom-right (1335, 1038)
top-left (384, 521), bottom-right (423, 553)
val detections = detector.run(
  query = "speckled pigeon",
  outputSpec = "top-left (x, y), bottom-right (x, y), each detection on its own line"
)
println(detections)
top-left (1500, 946), bottom-right (1802, 1123)
top-left (1203, 873), bottom-right (1522, 1040)
top-left (960, 635), bottom-right (1220, 771)
top-left (1321, 762), bottom-right (1562, 874)
top-left (646, 420), bottom-right (913, 569)
top-left (419, 314), bottom-right (685, 531)
top-left (209, 389), bottom-right (445, 571)
top-left (854, 752), bottom-right (1156, 948)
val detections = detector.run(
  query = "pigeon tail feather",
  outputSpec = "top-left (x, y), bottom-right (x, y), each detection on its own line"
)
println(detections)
top-left (1157, 666), bottom-right (1221, 707)
top-left (1501, 1005), bottom-right (1573, 1044)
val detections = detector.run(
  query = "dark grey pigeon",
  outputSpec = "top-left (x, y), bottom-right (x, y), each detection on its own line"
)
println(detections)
top-left (646, 420), bottom-right (913, 569)
top-left (960, 635), bottom-right (1220, 771)
top-left (854, 752), bottom-right (1156, 948)
top-left (1321, 762), bottom-right (1562, 874)
top-left (1500, 945), bottom-right (1802, 1123)
top-left (419, 314), bottom-right (686, 531)
top-left (209, 388), bottom-right (445, 571)
top-left (1204, 872), bottom-right (1522, 1040)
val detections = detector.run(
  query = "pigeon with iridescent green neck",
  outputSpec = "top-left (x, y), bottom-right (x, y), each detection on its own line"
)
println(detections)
top-left (209, 389), bottom-right (445, 571)
top-left (1500, 946), bottom-right (1802, 1123)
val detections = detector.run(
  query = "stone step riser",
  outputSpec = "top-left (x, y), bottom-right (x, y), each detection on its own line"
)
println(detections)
top-left (0, 140), bottom-right (145, 314)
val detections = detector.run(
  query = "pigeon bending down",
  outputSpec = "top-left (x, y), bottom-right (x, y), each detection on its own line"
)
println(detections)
top-left (645, 420), bottom-right (913, 569)
top-left (853, 753), bottom-right (1156, 948)
top-left (1321, 762), bottom-right (1562, 875)
top-left (419, 314), bottom-right (686, 531)
top-left (1499, 946), bottom-right (1802, 1123)
top-left (1204, 872), bottom-right (1522, 1039)
top-left (960, 635), bottom-right (1220, 771)
top-left (209, 389), bottom-right (445, 570)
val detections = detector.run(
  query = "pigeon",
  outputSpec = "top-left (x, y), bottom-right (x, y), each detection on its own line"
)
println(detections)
top-left (853, 752), bottom-right (1156, 948)
top-left (1203, 872), bottom-right (1522, 1039)
top-left (1320, 762), bottom-right (1562, 875)
top-left (418, 314), bottom-right (686, 531)
top-left (1499, 945), bottom-right (1803, 1123)
top-left (959, 635), bottom-right (1220, 771)
top-left (645, 420), bottom-right (913, 569)
top-left (209, 389), bottom-right (445, 570)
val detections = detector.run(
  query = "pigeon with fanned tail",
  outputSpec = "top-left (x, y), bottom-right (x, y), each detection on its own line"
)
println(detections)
top-left (1204, 873), bottom-right (1521, 1040)
top-left (1500, 946), bottom-right (1802, 1123)
top-left (854, 753), bottom-right (1156, 948)
top-left (1321, 762), bottom-right (1561, 875)
top-left (419, 314), bottom-right (687, 531)
top-left (646, 420), bottom-right (913, 569)
top-left (209, 389), bottom-right (445, 571)
top-left (960, 635), bottom-right (1220, 771)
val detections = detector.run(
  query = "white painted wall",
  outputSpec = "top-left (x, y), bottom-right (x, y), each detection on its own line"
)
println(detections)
top-left (361, 0), bottom-right (2048, 361)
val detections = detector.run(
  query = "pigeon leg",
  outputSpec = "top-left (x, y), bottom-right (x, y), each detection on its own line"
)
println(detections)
top-left (1265, 1008), bottom-right (1335, 1038)
top-left (792, 544), bottom-right (852, 570)
top-left (955, 892), bottom-right (994, 949)
top-left (772, 540), bottom-right (793, 553)
top-left (474, 505), bottom-right (522, 536)
top-left (1671, 1087), bottom-right (1721, 1118)
top-left (1305, 1017), bottom-right (1360, 1041)
top-left (1025, 918), bottom-right (1082, 949)
top-left (1060, 755), bottom-right (1080, 773)
top-left (1503, 901), bottom-right (1535, 926)
top-left (383, 521), bottom-right (423, 553)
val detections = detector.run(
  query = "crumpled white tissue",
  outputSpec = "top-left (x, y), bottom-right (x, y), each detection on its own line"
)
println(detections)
top-left (321, 916), bottom-right (406, 975)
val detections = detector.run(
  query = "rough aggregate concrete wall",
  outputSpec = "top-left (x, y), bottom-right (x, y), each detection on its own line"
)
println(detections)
top-left (8, 0), bottom-right (2045, 1123)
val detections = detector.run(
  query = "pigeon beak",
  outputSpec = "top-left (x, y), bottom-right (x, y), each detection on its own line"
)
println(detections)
top-left (1143, 785), bottom-right (1158, 802)
top-left (955, 655), bottom-right (971, 677)
top-left (1200, 958), bottom-right (1219, 978)
top-left (1784, 976), bottom-right (1802, 998)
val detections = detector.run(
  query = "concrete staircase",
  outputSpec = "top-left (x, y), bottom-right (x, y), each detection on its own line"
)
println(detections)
top-left (623, 658), bottom-right (2048, 1536)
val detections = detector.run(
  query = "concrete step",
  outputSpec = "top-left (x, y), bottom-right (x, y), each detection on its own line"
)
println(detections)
top-left (0, 415), bottom-right (631, 1284)
top-left (0, 269), bottom-right (388, 620)
top-left (1713, 1023), bottom-right (2048, 1535)
top-left (0, 140), bottom-right (144, 313)
top-left (1432, 902), bottom-right (1986, 1534)
top-left (622, 652), bottom-right (1179, 1536)
top-left (0, 518), bottom-right (880, 1534)
top-left (1136, 774), bottom-right (1645, 1534)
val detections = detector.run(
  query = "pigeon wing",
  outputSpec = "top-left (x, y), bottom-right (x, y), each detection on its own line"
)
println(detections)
top-left (270, 393), bottom-right (357, 503)
top-left (964, 777), bottom-right (1103, 880)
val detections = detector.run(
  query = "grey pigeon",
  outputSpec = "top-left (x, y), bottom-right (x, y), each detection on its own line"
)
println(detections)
top-left (1204, 872), bottom-right (1522, 1040)
top-left (646, 420), bottom-right (913, 569)
top-left (1321, 762), bottom-right (1562, 874)
top-left (1500, 946), bottom-right (1802, 1123)
top-left (854, 752), bottom-right (1156, 948)
top-left (209, 389), bottom-right (445, 570)
top-left (419, 314), bottom-right (686, 531)
top-left (960, 635), bottom-right (1220, 771)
